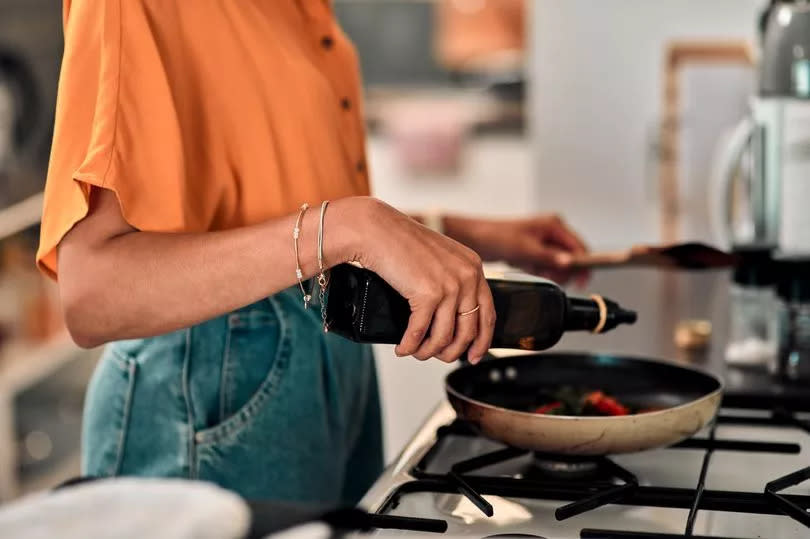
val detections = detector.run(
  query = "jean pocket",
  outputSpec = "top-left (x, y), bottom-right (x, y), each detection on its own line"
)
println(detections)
top-left (194, 298), bottom-right (292, 445)
top-left (82, 347), bottom-right (138, 476)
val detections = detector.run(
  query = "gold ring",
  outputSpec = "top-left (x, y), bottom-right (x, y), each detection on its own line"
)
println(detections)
top-left (590, 294), bottom-right (607, 334)
top-left (458, 305), bottom-right (480, 317)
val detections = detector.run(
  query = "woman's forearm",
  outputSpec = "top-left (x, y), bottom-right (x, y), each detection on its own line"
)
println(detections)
top-left (58, 191), bottom-right (362, 347)
top-left (60, 191), bottom-right (497, 362)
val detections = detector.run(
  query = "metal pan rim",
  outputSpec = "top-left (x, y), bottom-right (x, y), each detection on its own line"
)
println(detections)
top-left (445, 351), bottom-right (724, 422)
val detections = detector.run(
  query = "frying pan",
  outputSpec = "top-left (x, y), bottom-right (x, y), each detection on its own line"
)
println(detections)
top-left (445, 353), bottom-right (723, 455)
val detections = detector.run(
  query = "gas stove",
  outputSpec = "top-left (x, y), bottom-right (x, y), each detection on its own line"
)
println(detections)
top-left (354, 270), bottom-right (810, 538)
top-left (357, 401), bottom-right (810, 538)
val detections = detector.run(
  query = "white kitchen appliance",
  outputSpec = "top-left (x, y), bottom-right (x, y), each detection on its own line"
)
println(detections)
top-left (711, 1), bottom-right (810, 252)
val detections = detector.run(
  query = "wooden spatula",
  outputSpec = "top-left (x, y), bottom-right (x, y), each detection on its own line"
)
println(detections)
top-left (570, 242), bottom-right (739, 270)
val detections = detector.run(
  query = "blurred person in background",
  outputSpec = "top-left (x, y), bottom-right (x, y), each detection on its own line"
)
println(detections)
top-left (37, 1), bottom-right (586, 505)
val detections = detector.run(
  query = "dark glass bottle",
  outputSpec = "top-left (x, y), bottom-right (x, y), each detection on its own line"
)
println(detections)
top-left (325, 264), bottom-right (637, 351)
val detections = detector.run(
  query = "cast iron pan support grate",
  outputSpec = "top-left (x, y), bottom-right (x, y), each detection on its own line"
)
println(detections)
top-left (441, 437), bottom-right (642, 521)
top-left (580, 531), bottom-right (750, 539)
top-left (765, 466), bottom-right (810, 527)
top-left (400, 413), bottom-right (809, 537)
top-left (683, 421), bottom-right (716, 535)
top-left (448, 446), bottom-right (528, 516)
top-left (554, 457), bottom-right (639, 521)
top-left (577, 413), bottom-right (810, 538)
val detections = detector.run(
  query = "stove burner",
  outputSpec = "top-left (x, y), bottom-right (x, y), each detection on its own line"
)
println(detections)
top-left (530, 453), bottom-right (600, 479)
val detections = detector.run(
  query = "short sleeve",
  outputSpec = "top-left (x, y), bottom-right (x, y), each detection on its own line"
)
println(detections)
top-left (38, 0), bottom-right (372, 280)
top-left (37, 0), bottom-right (208, 279)
top-left (36, 0), bottom-right (120, 278)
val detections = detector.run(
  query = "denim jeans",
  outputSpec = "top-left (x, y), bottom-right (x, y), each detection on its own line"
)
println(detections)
top-left (81, 287), bottom-right (383, 505)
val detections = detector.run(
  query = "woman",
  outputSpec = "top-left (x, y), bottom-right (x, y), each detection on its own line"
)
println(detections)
top-left (38, 1), bottom-right (587, 505)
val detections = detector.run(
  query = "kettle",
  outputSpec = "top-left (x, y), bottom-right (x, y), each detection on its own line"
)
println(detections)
top-left (710, 1), bottom-right (810, 253)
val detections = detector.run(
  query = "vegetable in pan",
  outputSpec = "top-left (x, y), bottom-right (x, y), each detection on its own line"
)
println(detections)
top-left (531, 387), bottom-right (663, 416)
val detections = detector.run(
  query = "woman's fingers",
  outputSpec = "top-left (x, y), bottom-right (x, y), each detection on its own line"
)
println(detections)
top-left (435, 290), bottom-right (479, 363)
top-left (434, 260), bottom-right (485, 362)
top-left (412, 293), bottom-right (458, 360)
top-left (395, 295), bottom-right (439, 357)
top-left (403, 255), bottom-right (488, 363)
top-left (524, 243), bottom-right (574, 273)
top-left (466, 274), bottom-right (496, 363)
top-left (434, 308), bottom-right (477, 363)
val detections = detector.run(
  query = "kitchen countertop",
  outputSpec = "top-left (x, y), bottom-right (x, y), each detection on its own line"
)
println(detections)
top-left (550, 267), bottom-right (732, 365)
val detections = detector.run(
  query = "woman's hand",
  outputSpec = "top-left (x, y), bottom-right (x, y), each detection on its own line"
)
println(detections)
top-left (331, 198), bottom-right (495, 364)
top-left (443, 214), bottom-right (590, 285)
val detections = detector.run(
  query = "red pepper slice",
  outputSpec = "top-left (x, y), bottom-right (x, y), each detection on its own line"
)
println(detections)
top-left (583, 391), bottom-right (605, 405)
top-left (583, 391), bottom-right (629, 416)
top-left (533, 401), bottom-right (563, 414)
top-left (596, 396), bottom-right (629, 416)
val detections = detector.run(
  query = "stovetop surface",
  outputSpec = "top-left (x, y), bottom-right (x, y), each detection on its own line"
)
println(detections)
top-left (364, 407), bottom-right (810, 539)
top-left (379, 493), bottom-right (810, 538)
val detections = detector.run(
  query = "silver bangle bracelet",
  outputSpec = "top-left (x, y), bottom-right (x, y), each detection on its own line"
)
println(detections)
top-left (293, 203), bottom-right (311, 309)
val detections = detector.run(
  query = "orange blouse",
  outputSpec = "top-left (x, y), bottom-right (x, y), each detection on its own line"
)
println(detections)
top-left (37, 0), bottom-right (370, 278)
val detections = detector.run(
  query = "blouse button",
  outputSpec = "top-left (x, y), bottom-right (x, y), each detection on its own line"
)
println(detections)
top-left (320, 36), bottom-right (334, 49)
top-left (356, 160), bottom-right (366, 173)
top-left (340, 98), bottom-right (352, 110)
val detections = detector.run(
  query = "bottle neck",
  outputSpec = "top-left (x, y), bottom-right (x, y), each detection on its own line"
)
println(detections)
top-left (564, 296), bottom-right (638, 334)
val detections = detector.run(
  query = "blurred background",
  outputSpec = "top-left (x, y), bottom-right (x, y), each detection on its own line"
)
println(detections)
top-left (0, 0), bottom-right (772, 502)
